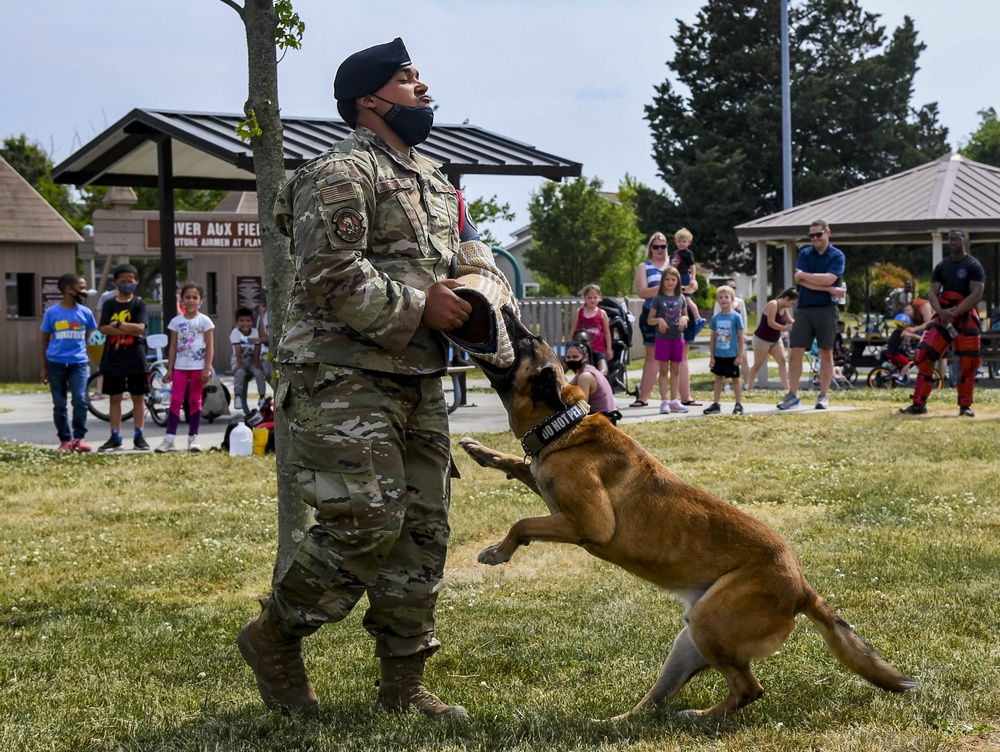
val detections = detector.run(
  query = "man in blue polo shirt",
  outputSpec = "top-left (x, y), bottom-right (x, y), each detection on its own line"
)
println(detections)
top-left (777, 219), bottom-right (846, 410)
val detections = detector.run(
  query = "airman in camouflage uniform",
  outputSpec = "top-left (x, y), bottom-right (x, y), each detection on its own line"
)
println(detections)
top-left (238, 38), bottom-right (506, 720)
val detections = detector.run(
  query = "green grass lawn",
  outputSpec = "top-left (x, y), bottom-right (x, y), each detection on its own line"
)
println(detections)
top-left (0, 382), bottom-right (49, 395)
top-left (1, 388), bottom-right (999, 751)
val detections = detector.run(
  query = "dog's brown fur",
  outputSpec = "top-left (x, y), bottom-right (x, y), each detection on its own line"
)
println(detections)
top-left (462, 307), bottom-right (915, 719)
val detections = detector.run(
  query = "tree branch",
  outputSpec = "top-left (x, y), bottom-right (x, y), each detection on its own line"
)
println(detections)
top-left (217, 0), bottom-right (244, 17)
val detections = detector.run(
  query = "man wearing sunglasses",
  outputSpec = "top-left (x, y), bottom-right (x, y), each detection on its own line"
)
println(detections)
top-left (777, 220), bottom-right (845, 411)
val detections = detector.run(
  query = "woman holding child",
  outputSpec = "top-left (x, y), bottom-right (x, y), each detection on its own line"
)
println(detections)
top-left (632, 230), bottom-right (705, 407)
top-left (632, 233), bottom-right (671, 406)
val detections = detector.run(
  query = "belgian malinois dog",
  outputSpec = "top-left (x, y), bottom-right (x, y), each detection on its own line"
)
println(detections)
top-left (460, 306), bottom-right (915, 719)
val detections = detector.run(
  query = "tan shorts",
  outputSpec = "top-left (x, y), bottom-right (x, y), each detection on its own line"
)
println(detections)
top-left (752, 335), bottom-right (785, 356)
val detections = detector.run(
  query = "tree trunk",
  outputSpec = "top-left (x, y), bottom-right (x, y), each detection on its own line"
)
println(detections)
top-left (241, 0), bottom-right (311, 586)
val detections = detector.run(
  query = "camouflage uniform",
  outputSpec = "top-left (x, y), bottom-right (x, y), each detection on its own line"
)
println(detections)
top-left (269, 125), bottom-right (463, 659)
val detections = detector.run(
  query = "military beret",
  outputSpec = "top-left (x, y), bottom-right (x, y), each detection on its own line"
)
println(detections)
top-left (334, 37), bottom-right (411, 102)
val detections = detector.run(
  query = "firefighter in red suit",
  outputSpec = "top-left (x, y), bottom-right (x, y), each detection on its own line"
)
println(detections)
top-left (900, 229), bottom-right (984, 417)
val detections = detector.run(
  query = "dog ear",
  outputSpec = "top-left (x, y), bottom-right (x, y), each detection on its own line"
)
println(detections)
top-left (529, 366), bottom-right (566, 412)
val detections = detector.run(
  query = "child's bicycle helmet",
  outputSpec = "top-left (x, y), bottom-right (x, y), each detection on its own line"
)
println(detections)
top-left (893, 313), bottom-right (912, 327)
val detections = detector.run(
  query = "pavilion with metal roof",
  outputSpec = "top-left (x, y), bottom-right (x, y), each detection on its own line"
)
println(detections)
top-left (52, 108), bottom-right (582, 190)
top-left (52, 107), bottom-right (582, 309)
top-left (736, 153), bottom-right (1000, 320)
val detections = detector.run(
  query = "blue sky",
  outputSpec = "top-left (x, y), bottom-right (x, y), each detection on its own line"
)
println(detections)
top-left (2, 0), bottom-right (996, 242)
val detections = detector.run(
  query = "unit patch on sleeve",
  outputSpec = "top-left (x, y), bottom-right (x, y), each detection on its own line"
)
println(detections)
top-left (332, 207), bottom-right (366, 243)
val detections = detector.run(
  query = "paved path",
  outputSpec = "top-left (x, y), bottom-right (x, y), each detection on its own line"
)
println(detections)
top-left (1, 362), bottom-right (850, 452)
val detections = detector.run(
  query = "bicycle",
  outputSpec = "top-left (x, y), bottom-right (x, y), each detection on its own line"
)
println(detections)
top-left (867, 353), bottom-right (943, 391)
top-left (86, 359), bottom-right (172, 426)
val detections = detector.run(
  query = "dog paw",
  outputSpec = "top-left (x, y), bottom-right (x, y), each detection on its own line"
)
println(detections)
top-left (477, 543), bottom-right (511, 566)
top-left (676, 708), bottom-right (706, 720)
top-left (459, 437), bottom-right (501, 468)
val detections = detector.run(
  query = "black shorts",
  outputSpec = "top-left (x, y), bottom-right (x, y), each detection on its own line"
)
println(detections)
top-left (102, 372), bottom-right (150, 396)
top-left (710, 356), bottom-right (741, 379)
top-left (790, 306), bottom-right (838, 350)
top-left (639, 307), bottom-right (657, 347)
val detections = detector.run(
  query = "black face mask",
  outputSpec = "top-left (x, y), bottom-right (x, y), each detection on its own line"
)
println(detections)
top-left (74, 292), bottom-right (88, 305)
top-left (564, 359), bottom-right (585, 372)
top-left (374, 95), bottom-right (434, 146)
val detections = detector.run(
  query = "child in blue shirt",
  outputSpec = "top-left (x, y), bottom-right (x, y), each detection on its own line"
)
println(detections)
top-left (703, 285), bottom-right (746, 416)
top-left (40, 274), bottom-right (98, 451)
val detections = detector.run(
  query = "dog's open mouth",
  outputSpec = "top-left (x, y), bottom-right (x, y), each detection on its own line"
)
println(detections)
top-left (470, 304), bottom-right (528, 381)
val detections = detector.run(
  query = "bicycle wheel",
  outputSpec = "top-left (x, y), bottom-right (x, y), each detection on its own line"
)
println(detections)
top-left (842, 363), bottom-right (859, 384)
top-left (146, 367), bottom-right (169, 426)
top-left (902, 368), bottom-right (945, 391)
top-left (86, 372), bottom-right (134, 422)
top-left (867, 367), bottom-right (892, 389)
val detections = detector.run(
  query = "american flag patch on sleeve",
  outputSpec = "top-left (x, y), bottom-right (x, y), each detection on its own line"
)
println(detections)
top-left (320, 182), bottom-right (355, 204)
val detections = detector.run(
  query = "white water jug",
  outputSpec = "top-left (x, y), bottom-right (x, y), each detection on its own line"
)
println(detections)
top-left (229, 421), bottom-right (254, 456)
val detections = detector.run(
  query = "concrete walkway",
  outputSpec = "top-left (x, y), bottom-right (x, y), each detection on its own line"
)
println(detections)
top-left (0, 362), bottom-right (848, 452)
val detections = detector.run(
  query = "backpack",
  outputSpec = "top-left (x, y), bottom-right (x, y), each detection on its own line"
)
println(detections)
top-left (190, 372), bottom-right (231, 423)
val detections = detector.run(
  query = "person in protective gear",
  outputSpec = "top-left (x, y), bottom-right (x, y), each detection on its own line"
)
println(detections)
top-left (900, 229), bottom-right (984, 416)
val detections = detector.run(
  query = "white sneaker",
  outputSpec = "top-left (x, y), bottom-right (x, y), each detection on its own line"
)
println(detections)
top-left (815, 393), bottom-right (829, 410)
top-left (188, 436), bottom-right (202, 453)
top-left (233, 397), bottom-right (243, 411)
top-left (155, 439), bottom-right (176, 453)
top-left (669, 400), bottom-right (688, 414)
top-left (659, 400), bottom-right (671, 415)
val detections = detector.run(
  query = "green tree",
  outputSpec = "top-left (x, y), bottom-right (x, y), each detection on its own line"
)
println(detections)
top-left (1, 137), bottom-right (228, 234)
top-left (525, 177), bottom-right (643, 297)
top-left (959, 107), bottom-right (1000, 167)
top-left (1, 135), bottom-right (79, 227)
top-left (624, 182), bottom-right (683, 244)
top-left (1, 134), bottom-right (52, 186)
top-left (220, 0), bottom-right (307, 577)
top-left (467, 194), bottom-right (515, 247)
top-left (643, 0), bottom-right (948, 273)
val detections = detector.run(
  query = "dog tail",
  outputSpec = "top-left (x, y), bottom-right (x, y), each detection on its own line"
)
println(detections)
top-left (802, 588), bottom-right (918, 693)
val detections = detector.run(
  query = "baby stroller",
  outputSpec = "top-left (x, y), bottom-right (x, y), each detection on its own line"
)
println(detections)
top-left (598, 296), bottom-right (634, 394)
top-left (832, 338), bottom-right (858, 386)
top-left (808, 340), bottom-right (855, 390)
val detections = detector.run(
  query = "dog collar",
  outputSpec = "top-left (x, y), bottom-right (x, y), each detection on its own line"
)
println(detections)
top-left (520, 401), bottom-right (589, 460)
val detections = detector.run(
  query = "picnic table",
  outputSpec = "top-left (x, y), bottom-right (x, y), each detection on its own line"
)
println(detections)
top-left (849, 334), bottom-right (888, 367)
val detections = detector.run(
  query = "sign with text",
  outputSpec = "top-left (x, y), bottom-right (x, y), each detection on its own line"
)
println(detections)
top-left (236, 276), bottom-right (263, 310)
top-left (145, 218), bottom-right (262, 250)
top-left (41, 276), bottom-right (64, 309)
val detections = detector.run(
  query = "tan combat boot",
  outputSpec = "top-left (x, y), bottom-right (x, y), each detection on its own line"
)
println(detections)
top-left (376, 652), bottom-right (469, 720)
top-left (237, 601), bottom-right (319, 715)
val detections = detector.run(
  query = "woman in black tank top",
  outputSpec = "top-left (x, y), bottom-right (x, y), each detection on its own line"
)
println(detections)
top-left (746, 288), bottom-right (798, 391)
